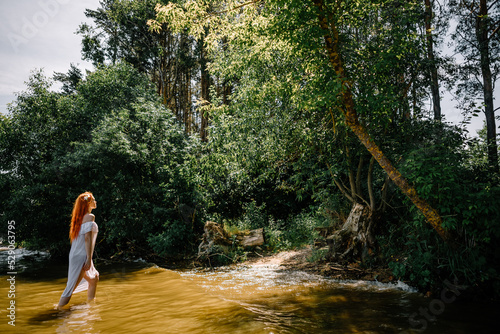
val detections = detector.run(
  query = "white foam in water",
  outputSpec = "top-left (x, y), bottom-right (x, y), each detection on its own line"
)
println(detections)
top-left (179, 261), bottom-right (418, 294)
top-left (333, 279), bottom-right (418, 293)
top-left (394, 280), bottom-right (418, 292)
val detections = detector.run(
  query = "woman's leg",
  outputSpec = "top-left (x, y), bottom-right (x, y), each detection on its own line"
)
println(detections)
top-left (57, 269), bottom-right (86, 308)
top-left (84, 271), bottom-right (99, 302)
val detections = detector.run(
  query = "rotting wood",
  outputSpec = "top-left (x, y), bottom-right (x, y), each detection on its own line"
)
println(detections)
top-left (238, 228), bottom-right (265, 247)
top-left (326, 203), bottom-right (374, 263)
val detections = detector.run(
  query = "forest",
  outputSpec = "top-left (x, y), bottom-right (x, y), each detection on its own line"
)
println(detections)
top-left (1, 0), bottom-right (499, 296)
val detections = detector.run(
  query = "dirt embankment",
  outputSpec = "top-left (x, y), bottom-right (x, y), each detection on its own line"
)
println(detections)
top-left (244, 246), bottom-right (396, 283)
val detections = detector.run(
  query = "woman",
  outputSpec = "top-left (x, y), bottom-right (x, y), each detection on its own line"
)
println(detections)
top-left (57, 192), bottom-right (99, 309)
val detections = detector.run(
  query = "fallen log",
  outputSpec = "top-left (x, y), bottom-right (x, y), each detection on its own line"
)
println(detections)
top-left (197, 222), bottom-right (265, 262)
top-left (238, 228), bottom-right (265, 247)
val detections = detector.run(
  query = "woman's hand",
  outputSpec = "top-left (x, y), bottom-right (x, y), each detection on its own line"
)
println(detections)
top-left (83, 259), bottom-right (92, 271)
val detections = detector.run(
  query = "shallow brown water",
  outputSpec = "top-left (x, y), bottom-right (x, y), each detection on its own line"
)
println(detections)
top-left (0, 250), bottom-right (498, 333)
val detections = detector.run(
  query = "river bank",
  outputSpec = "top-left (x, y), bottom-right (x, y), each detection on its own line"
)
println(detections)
top-left (0, 244), bottom-right (483, 300)
top-left (160, 246), bottom-right (401, 291)
top-left (170, 246), bottom-right (497, 301)
top-left (240, 247), bottom-right (396, 283)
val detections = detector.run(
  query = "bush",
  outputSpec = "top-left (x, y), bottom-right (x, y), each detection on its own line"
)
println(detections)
top-left (0, 64), bottom-right (200, 258)
top-left (147, 220), bottom-right (195, 257)
top-left (236, 201), bottom-right (269, 230)
top-left (382, 123), bottom-right (500, 292)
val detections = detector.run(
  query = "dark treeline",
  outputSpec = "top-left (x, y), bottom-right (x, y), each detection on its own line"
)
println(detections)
top-left (1, 0), bottom-right (499, 296)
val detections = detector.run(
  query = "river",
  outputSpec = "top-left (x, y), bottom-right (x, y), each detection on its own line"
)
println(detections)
top-left (0, 248), bottom-right (498, 333)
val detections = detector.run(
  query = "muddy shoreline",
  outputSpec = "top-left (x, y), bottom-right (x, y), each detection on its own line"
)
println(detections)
top-left (157, 246), bottom-right (399, 287)
top-left (239, 246), bottom-right (397, 284)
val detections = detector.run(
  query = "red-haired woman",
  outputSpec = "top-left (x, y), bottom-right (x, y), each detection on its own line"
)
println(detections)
top-left (57, 192), bottom-right (99, 309)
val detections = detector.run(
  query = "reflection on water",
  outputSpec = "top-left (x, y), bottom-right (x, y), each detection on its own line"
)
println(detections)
top-left (0, 257), bottom-right (498, 333)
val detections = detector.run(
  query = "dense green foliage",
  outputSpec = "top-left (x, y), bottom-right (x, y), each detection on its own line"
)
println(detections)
top-left (382, 121), bottom-right (500, 291)
top-left (1, 0), bottom-right (499, 296)
top-left (0, 64), bottom-right (199, 259)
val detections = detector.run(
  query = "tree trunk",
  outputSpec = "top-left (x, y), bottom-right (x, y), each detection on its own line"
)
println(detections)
top-left (186, 69), bottom-right (192, 134)
top-left (424, 0), bottom-right (442, 121)
top-left (477, 0), bottom-right (499, 171)
top-left (326, 203), bottom-right (375, 263)
top-left (367, 156), bottom-right (376, 211)
top-left (312, 0), bottom-right (448, 240)
top-left (197, 221), bottom-right (231, 261)
top-left (200, 35), bottom-right (210, 142)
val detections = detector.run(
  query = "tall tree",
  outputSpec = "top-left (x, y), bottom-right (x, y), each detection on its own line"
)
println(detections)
top-left (424, 0), bottom-right (442, 120)
top-left (150, 0), bottom-right (449, 241)
top-left (197, 33), bottom-right (211, 142)
top-left (449, 0), bottom-right (500, 171)
top-left (311, 0), bottom-right (447, 239)
top-left (53, 63), bottom-right (84, 95)
top-left (78, 0), bottom-right (210, 138)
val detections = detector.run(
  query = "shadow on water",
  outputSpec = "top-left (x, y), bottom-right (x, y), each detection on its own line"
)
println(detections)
top-left (27, 308), bottom-right (65, 324)
top-left (178, 262), bottom-right (500, 334)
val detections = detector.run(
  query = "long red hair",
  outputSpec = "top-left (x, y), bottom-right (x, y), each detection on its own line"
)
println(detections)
top-left (69, 192), bottom-right (94, 242)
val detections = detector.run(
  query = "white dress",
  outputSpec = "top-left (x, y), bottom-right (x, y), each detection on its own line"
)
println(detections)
top-left (60, 221), bottom-right (99, 298)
